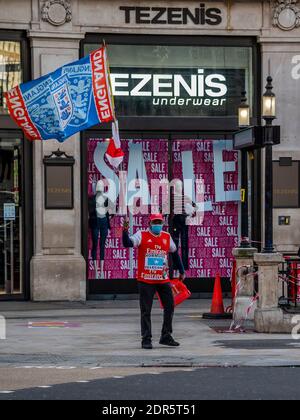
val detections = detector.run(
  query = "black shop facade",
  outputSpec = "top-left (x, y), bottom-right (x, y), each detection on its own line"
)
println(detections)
top-left (81, 33), bottom-right (261, 298)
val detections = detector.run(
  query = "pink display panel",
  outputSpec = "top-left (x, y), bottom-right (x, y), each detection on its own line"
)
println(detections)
top-left (87, 137), bottom-right (239, 280)
top-left (87, 138), bottom-right (169, 280)
top-left (171, 139), bottom-right (239, 279)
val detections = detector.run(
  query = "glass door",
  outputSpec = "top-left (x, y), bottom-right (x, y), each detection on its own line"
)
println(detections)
top-left (0, 136), bottom-right (22, 296)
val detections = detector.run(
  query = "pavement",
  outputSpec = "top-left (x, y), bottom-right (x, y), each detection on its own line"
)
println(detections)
top-left (0, 298), bottom-right (300, 370)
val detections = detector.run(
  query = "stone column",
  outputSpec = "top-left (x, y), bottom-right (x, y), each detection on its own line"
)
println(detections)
top-left (254, 253), bottom-right (284, 333)
top-left (232, 247), bottom-right (258, 322)
top-left (28, 31), bottom-right (86, 301)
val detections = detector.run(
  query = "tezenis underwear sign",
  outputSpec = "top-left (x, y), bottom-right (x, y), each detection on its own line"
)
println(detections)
top-left (110, 67), bottom-right (245, 117)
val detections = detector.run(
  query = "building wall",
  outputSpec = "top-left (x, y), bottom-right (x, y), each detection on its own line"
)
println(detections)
top-left (0, 0), bottom-right (300, 299)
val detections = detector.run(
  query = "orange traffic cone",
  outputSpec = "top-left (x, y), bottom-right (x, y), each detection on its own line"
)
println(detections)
top-left (203, 273), bottom-right (232, 319)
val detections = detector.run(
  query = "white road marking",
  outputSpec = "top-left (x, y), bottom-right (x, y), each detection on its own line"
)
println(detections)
top-left (37, 386), bottom-right (52, 389)
top-left (17, 366), bottom-right (78, 370)
top-left (113, 376), bottom-right (124, 379)
top-left (56, 366), bottom-right (76, 370)
top-left (35, 366), bottom-right (56, 369)
top-left (89, 367), bottom-right (103, 370)
top-left (0, 391), bottom-right (14, 394)
top-left (76, 381), bottom-right (90, 383)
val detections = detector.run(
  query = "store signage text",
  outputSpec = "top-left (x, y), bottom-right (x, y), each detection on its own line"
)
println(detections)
top-left (91, 140), bottom-right (239, 215)
top-left (111, 68), bottom-right (228, 109)
top-left (119, 4), bottom-right (222, 26)
top-left (111, 67), bottom-right (245, 116)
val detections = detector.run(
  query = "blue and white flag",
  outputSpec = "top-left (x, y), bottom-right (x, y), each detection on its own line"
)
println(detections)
top-left (5, 46), bottom-right (114, 142)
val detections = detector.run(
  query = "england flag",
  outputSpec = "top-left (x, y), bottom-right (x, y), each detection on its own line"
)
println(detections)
top-left (4, 46), bottom-right (115, 142)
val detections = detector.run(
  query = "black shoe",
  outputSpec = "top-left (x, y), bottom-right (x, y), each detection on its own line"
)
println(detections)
top-left (142, 340), bottom-right (153, 350)
top-left (159, 335), bottom-right (180, 347)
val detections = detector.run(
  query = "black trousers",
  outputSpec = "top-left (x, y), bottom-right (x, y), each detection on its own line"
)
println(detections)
top-left (138, 282), bottom-right (174, 342)
top-left (91, 217), bottom-right (109, 261)
top-left (171, 224), bottom-right (189, 271)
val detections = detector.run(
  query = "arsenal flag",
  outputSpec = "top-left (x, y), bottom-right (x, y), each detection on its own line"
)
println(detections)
top-left (105, 120), bottom-right (124, 168)
top-left (4, 46), bottom-right (114, 142)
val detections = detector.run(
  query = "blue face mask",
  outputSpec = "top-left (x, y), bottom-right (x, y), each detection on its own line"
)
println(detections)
top-left (150, 225), bottom-right (163, 235)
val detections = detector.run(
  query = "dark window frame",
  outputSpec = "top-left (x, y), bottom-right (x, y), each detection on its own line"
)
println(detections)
top-left (80, 33), bottom-right (262, 296)
top-left (273, 160), bottom-right (300, 209)
top-left (0, 129), bottom-right (33, 301)
top-left (0, 30), bottom-right (32, 301)
top-left (82, 130), bottom-right (236, 297)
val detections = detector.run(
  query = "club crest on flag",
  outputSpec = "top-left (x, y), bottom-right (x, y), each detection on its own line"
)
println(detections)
top-left (4, 46), bottom-right (114, 142)
top-left (52, 75), bottom-right (73, 129)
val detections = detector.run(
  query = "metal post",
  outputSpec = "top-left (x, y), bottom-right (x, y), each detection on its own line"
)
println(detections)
top-left (4, 222), bottom-right (9, 294)
top-left (10, 220), bottom-right (14, 294)
top-left (129, 212), bottom-right (134, 279)
top-left (262, 75), bottom-right (276, 254)
top-left (240, 150), bottom-right (250, 247)
top-left (263, 123), bottom-right (274, 253)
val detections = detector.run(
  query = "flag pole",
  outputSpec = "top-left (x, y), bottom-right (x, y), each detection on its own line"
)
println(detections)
top-left (103, 41), bottom-right (124, 172)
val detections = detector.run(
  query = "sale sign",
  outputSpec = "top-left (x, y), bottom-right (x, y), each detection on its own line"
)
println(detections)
top-left (87, 137), bottom-right (239, 280)
top-left (172, 139), bottom-right (239, 279)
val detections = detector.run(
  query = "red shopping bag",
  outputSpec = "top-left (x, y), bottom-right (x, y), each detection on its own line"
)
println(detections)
top-left (157, 279), bottom-right (191, 308)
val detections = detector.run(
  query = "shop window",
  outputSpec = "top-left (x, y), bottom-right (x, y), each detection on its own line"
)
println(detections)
top-left (0, 41), bottom-right (22, 114)
top-left (87, 136), bottom-right (239, 281)
top-left (84, 43), bottom-right (253, 118)
top-left (0, 136), bottom-right (23, 295)
top-left (273, 161), bottom-right (300, 208)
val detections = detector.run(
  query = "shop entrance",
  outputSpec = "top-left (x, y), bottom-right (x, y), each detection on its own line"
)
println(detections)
top-left (0, 134), bottom-right (23, 297)
top-left (84, 132), bottom-right (240, 297)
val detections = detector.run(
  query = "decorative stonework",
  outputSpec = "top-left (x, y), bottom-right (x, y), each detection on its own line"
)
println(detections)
top-left (41, 0), bottom-right (72, 26)
top-left (273, 0), bottom-right (300, 30)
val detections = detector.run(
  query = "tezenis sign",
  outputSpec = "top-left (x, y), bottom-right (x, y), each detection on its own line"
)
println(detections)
top-left (110, 67), bottom-right (245, 117)
top-left (120, 4), bottom-right (222, 26)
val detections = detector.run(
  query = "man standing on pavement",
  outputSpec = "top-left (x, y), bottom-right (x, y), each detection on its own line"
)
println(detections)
top-left (122, 214), bottom-right (186, 349)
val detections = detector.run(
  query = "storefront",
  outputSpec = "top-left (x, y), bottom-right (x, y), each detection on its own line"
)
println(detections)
top-left (81, 34), bottom-right (261, 296)
top-left (1, 0), bottom-right (300, 301)
top-left (0, 30), bottom-right (32, 300)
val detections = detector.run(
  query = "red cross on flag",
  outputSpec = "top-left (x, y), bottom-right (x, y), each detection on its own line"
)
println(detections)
top-left (105, 120), bottom-right (124, 168)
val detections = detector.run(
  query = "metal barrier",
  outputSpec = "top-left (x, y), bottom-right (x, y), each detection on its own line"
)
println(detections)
top-left (279, 256), bottom-right (300, 309)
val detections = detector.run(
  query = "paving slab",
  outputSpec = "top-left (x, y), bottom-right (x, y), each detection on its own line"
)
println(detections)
top-left (0, 299), bottom-right (299, 368)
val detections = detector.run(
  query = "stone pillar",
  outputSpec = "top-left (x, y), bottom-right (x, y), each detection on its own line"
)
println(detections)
top-left (232, 247), bottom-right (258, 322)
top-left (28, 31), bottom-right (86, 301)
top-left (254, 253), bottom-right (284, 333)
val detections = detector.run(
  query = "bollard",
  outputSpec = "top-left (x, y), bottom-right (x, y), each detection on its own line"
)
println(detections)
top-left (232, 247), bottom-right (258, 322)
top-left (254, 252), bottom-right (286, 333)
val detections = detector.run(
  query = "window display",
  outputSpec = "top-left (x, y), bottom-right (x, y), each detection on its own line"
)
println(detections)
top-left (87, 136), bottom-right (239, 281)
